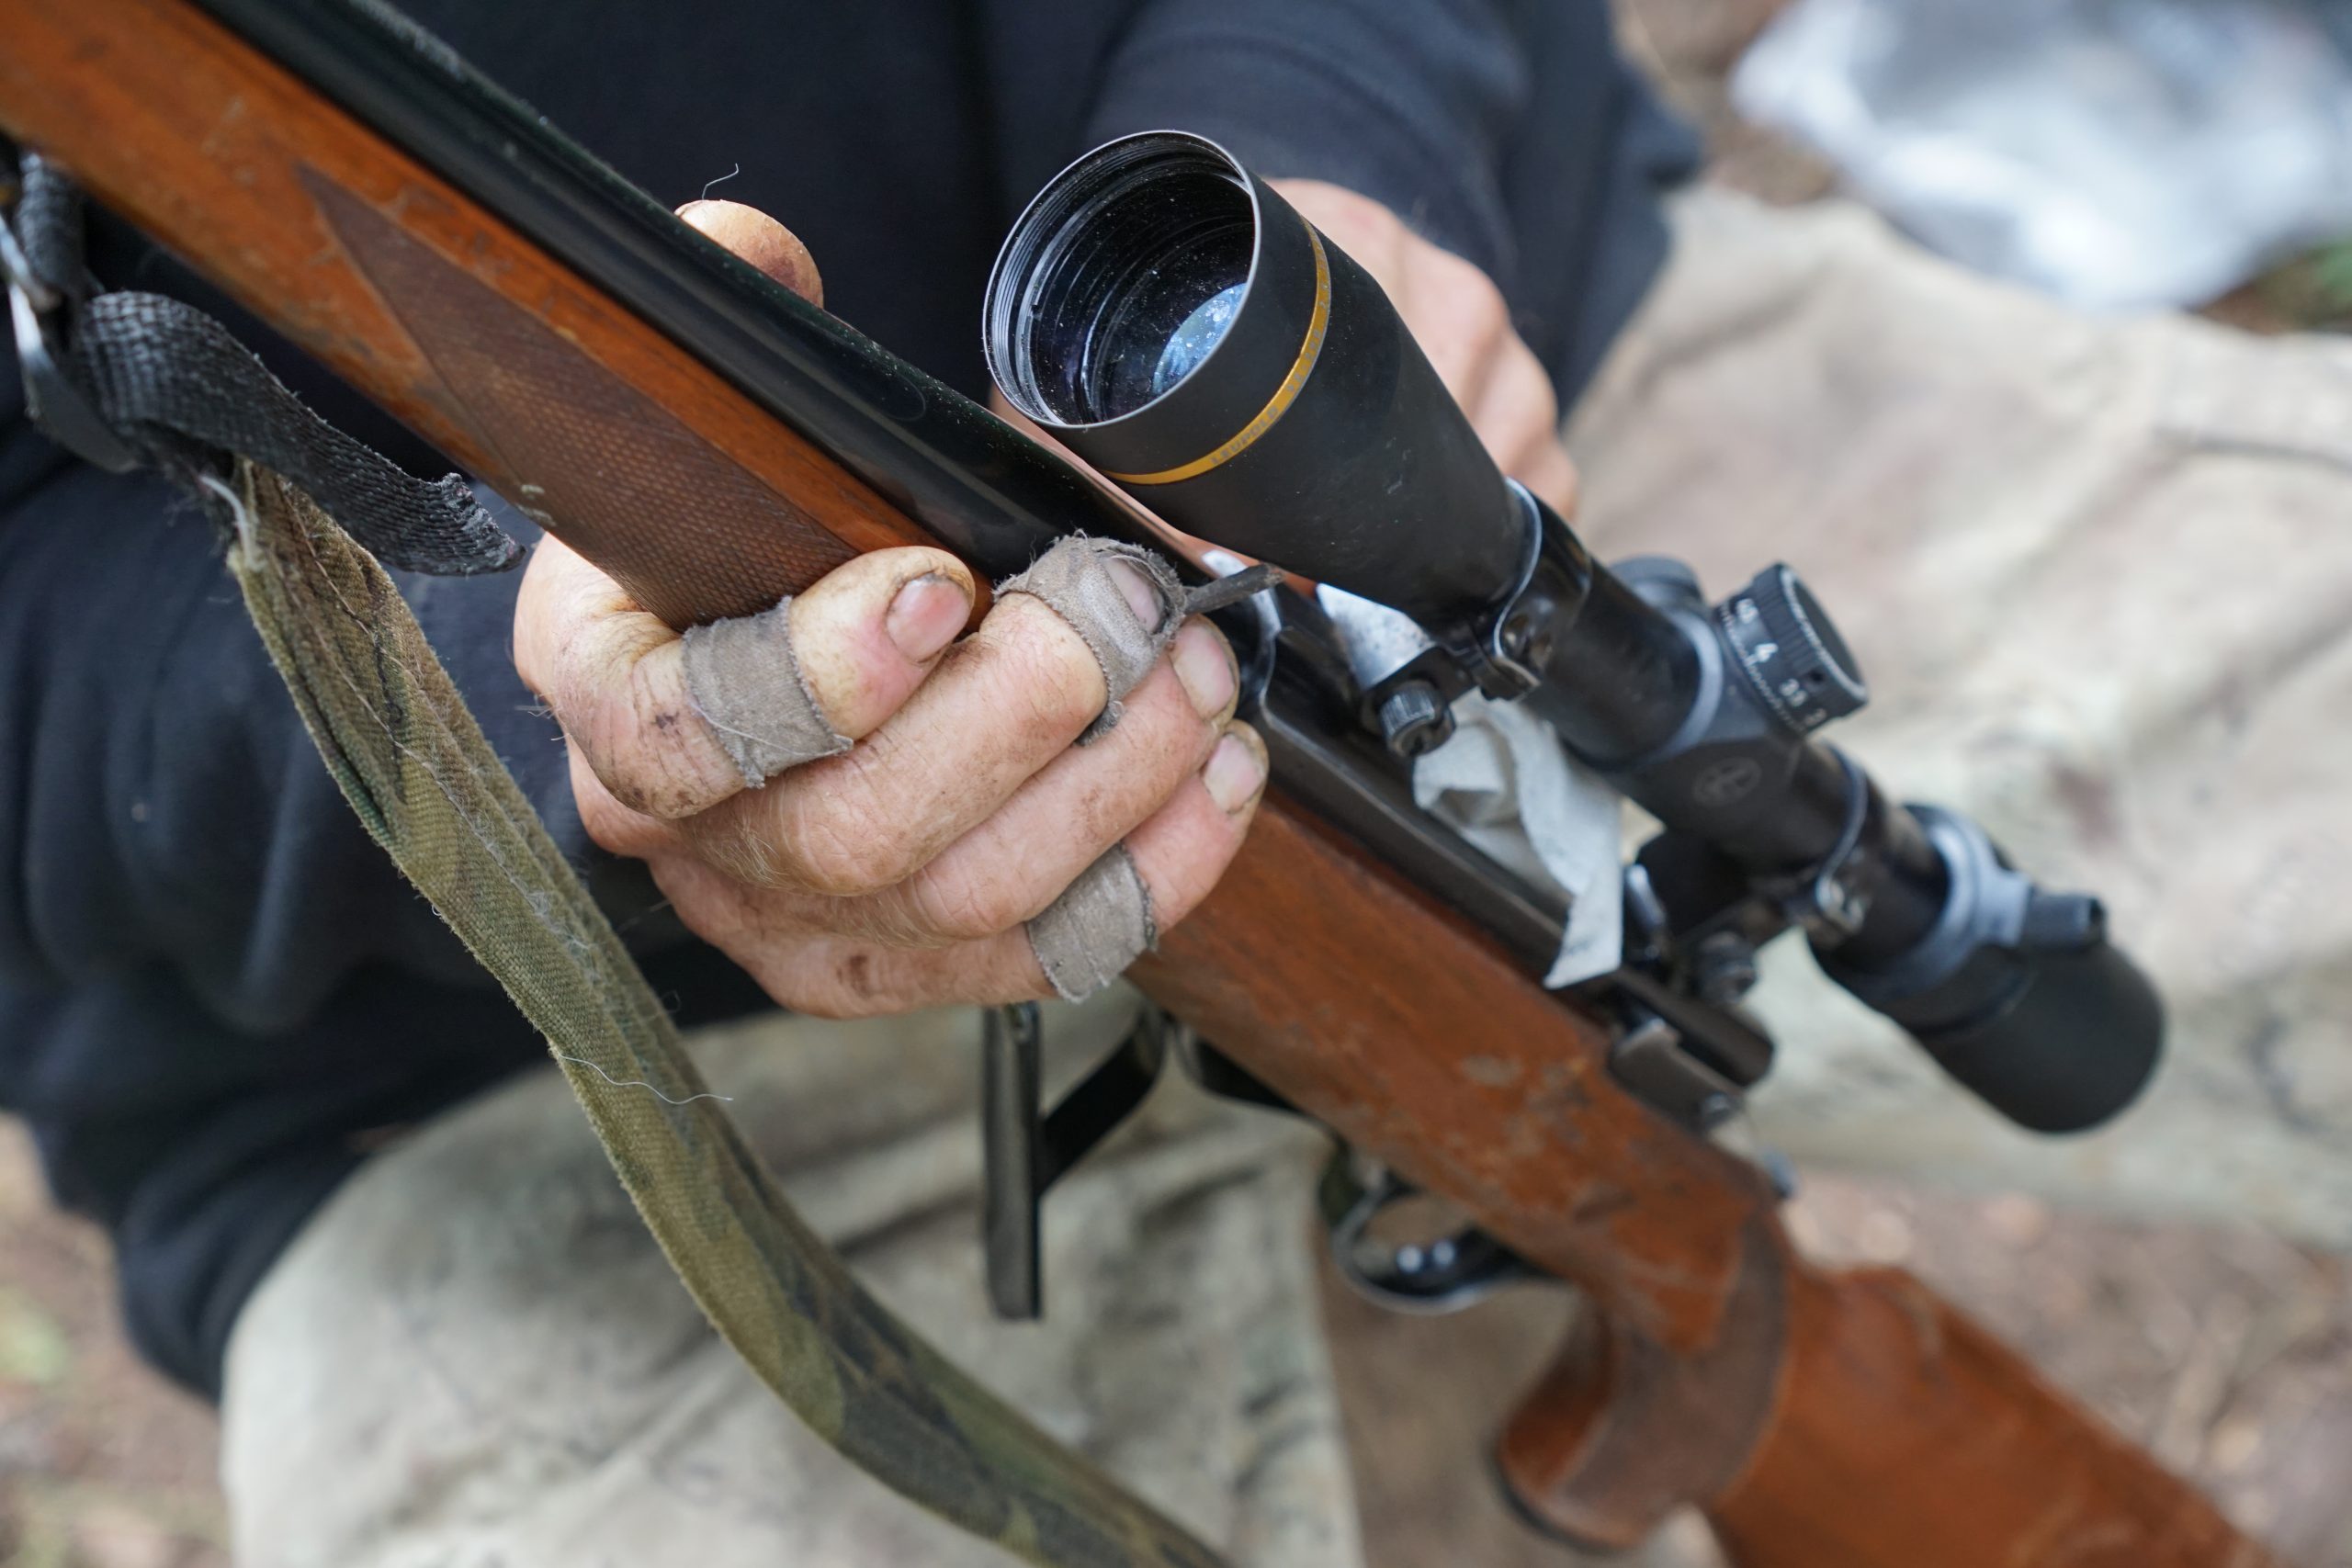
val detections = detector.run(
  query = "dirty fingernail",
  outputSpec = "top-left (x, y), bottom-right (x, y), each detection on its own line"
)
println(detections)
top-left (1203, 725), bottom-right (1267, 815)
top-left (1107, 558), bottom-right (1165, 629)
top-left (885, 572), bottom-right (970, 662)
top-left (1172, 619), bottom-right (1238, 718)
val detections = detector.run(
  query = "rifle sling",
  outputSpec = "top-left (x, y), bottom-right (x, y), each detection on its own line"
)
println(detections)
top-left (10, 162), bottom-right (519, 574)
top-left (10, 165), bottom-right (1225, 1568)
top-left (224, 465), bottom-right (1226, 1568)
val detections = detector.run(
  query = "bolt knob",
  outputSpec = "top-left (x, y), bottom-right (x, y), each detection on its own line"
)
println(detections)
top-left (1716, 563), bottom-right (1868, 735)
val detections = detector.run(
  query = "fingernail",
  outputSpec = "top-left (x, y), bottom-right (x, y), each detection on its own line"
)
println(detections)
top-left (885, 573), bottom-right (970, 661)
top-left (1172, 619), bottom-right (1238, 718)
top-left (1106, 559), bottom-right (1166, 629)
top-left (1203, 726), bottom-right (1267, 815)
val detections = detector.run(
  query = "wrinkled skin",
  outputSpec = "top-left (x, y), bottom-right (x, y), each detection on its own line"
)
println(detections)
top-left (514, 194), bottom-right (1576, 1018)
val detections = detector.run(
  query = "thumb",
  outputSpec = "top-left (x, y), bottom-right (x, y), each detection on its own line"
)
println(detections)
top-left (678, 198), bottom-right (825, 306)
top-left (517, 537), bottom-right (974, 824)
top-left (669, 201), bottom-right (980, 739)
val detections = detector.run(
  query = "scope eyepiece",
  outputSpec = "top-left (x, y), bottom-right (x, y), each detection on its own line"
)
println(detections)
top-left (1817, 807), bottom-right (2164, 1133)
top-left (985, 132), bottom-right (1527, 626)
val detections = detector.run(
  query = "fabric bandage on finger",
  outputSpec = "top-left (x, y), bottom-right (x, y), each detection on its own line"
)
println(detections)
top-left (680, 598), bottom-right (853, 787)
top-left (1028, 845), bottom-right (1157, 1001)
top-left (995, 536), bottom-right (1190, 742)
top-left (1002, 536), bottom-right (1279, 998)
top-left (1001, 538), bottom-right (1177, 998)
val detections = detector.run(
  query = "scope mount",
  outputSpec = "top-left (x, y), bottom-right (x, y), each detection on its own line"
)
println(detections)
top-left (1321, 488), bottom-right (2163, 1141)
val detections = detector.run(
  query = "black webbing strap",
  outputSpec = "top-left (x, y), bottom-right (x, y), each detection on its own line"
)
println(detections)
top-left (6, 154), bottom-right (516, 575)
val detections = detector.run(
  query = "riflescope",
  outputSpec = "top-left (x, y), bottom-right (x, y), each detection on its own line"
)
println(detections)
top-left (986, 131), bottom-right (2162, 1134)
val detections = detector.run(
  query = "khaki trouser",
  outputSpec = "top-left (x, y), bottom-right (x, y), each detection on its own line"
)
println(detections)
top-left (224, 993), bottom-right (1361, 1567)
top-left (223, 187), bottom-right (2352, 1564)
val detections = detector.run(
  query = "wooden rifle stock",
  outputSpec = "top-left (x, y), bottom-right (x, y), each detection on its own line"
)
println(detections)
top-left (0, 0), bottom-right (2280, 1561)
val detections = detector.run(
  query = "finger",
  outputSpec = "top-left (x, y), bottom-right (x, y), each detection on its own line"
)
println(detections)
top-left (842, 630), bottom-right (1237, 945)
top-left (1115, 720), bottom-right (1269, 933)
top-left (633, 850), bottom-right (1023, 1014)
top-left (664, 722), bottom-right (1269, 1017)
top-left (684, 565), bottom-right (1225, 895)
top-left (677, 199), bottom-right (825, 304)
top-left (521, 536), bottom-right (974, 820)
top-left (566, 735), bottom-right (683, 862)
top-left (1469, 341), bottom-right (1577, 515)
top-left (1399, 254), bottom-right (1514, 420)
top-left (1463, 336), bottom-right (1557, 467)
top-left (778, 546), bottom-right (978, 738)
top-left (1514, 440), bottom-right (1580, 519)
top-left (516, 536), bottom-right (746, 820)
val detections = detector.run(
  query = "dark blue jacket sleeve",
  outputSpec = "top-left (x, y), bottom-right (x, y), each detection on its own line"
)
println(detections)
top-left (0, 350), bottom-right (754, 1394)
top-left (978, 0), bottom-right (1696, 400)
top-left (0, 451), bottom-right (638, 1026)
top-left (1079, 0), bottom-right (1533, 290)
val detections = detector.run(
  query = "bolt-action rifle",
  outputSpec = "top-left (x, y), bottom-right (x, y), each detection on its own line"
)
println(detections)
top-left (0, 0), bottom-right (2282, 1562)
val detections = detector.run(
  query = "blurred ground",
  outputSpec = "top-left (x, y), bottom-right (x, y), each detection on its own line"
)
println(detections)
top-left (5, 4), bottom-right (2350, 1565)
top-left (1612, 0), bottom-right (1837, 208)
top-left (0, 1126), bottom-right (223, 1568)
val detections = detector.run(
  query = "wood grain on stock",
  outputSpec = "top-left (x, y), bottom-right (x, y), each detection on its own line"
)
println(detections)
top-left (0, 0), bottom-right (2277, 1560)
top-left (1699, 1269), bottom-right (2283, 1568)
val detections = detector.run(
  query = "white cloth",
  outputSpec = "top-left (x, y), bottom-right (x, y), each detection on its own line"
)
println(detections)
top-left (1413, 693), bottom-right (1625, 987)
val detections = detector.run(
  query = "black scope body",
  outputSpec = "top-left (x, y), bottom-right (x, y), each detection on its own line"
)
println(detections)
top-left (983, 132), bottom-right (1523, 628)
top-left (986, 132), bottom-right (2162, 1134)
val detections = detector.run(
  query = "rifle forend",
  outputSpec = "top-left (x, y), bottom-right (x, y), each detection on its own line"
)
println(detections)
top-left (0, 0), bottom-right (2277, 1562)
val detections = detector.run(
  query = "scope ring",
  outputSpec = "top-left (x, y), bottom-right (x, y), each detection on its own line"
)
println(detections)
top-left (1759, 749), bottom-right (1873, 941)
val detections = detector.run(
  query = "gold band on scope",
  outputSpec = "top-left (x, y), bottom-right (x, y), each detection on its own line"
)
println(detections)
top-left (1103, 226), bottom-right (1331, 486)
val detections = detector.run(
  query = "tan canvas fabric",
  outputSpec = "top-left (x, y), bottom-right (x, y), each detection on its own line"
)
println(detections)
top-left (220, 995), bottom-right (1358, 1568)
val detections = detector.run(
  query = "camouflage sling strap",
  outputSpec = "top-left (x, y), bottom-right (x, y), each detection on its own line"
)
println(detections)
top-left (220, 460), bottom-right (1227, 1568)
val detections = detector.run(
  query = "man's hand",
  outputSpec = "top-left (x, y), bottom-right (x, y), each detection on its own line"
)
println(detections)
top-left (1270, 179), bottom-right (1579, 516)
top-left (514, 202), bottom-right (1268, 1018)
